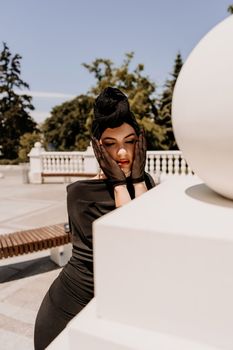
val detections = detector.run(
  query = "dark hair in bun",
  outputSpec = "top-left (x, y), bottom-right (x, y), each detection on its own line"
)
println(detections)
top-left (91, 87), bottom-right (140, 139)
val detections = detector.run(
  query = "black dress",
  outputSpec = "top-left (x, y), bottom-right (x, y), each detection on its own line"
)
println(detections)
top-left (34, 173), bottom-right (155, 350)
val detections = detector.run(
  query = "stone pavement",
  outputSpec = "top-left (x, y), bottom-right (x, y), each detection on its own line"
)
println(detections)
top-left (0, 165), bottom-right (71, 349)
top-left (0, 267), bottom-right (61, 350)
top-left (0, 165), bottom-right (68, 234)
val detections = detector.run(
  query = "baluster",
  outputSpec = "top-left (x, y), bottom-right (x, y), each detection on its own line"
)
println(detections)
top-left (186, 163), bottom-right (193, 175)
top-left (77, 154), bottom-right (81, 173)
top-left (81, 156), bottom-right (85, 172)
top-left (174, 154), bottom-right (179, 175)
top-left (53, 155), bottom-right (56, 172)
top-left (153, 155), bottom-right (156, 174)
top-left (50, 155), bottom-right (54, 172)
top-left (155, 155), bottom-right (160, 175)
top-left (161, 154), bottom-right (167, 174)
top-left (68, 155), bottom-right (71, 173)
top-left (68, 155), bottom-right (73, 173)
top-left (77, 155), bottom-right (81, 172)
top-left (145, 154), bottom-right (151, 173)
top-left (180, 157), bottom-right (186, 175)
top-left (74, 155), bottom-right (78, 172)
top-left (46, 156), bottom-right (50, 172)
top-left (65, 155), bottom-right (68, 173)
top-left (55, 155), bottom-right (58, 172)
top-left (168, 154), bottom-right (173, 174)
top-left (42, 156), bottom-right (46, 173)
top-left (57, 155), bottom-right (61, 173)
top-left (60, 155), bottom-right (64, 173)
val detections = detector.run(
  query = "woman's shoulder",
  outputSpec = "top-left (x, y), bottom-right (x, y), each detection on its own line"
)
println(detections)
top-left (66, 178), bottom-right (105, 195)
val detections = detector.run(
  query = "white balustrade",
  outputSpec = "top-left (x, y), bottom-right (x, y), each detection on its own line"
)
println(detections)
top-left (146, 150), bottom-right (192, 176)
top-left (41, 151), bottom-right (96, 176)
top-left (28, 143), bottom-right (193, 184)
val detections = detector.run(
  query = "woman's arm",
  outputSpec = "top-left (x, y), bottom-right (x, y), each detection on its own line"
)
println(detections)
top-left (114, 180), bottom-right (148, 207)
top-left (114, 184), bottom-right (131, 207)
top-left (133, 181), bottom-right (147, 198)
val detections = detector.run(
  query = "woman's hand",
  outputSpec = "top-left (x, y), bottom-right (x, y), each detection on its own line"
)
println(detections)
top-left (91, 137), bottom-right (127, 187)
top-left (131, 130), bottom-right (147, 183)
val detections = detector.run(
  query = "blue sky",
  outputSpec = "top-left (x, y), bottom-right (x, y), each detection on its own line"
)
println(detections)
top-left (0, 0), bottom-right (231, 123)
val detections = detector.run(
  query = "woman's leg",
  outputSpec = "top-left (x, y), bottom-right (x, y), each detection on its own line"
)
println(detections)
top-left (34, 282), bottom-right (84, 349)
top-left (34, 290), bottom-right (71, 350)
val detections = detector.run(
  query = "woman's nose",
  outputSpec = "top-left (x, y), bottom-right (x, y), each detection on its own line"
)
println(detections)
top-left (117, 147), bottom-right (127, 156)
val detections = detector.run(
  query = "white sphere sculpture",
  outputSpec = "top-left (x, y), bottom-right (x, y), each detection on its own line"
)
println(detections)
top-left (172, 16), bottom-right (233, 200)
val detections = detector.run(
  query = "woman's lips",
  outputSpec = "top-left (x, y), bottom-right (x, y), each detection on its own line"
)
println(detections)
top-left (118, 160), bottom-right (130, 167)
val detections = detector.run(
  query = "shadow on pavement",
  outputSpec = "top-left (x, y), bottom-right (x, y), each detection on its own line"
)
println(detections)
top-left (0, 256), bottom-right (60, 283)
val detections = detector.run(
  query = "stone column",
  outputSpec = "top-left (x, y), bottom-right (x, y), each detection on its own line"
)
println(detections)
top-left (28, 142), bottom-right (45, 184)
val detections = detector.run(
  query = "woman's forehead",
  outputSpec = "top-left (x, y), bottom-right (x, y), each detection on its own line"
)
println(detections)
top-left (101, 123), bottom-right (136, 140)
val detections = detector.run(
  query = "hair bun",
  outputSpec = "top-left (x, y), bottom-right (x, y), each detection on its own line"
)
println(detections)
top-left (94, 87), bottom-right (130, 119)
top-left (92, 87), bottom-right (140, 139)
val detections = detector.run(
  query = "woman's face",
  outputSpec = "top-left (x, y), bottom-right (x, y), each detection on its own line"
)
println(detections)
top-left (100, 123), bottom-right (137, 176)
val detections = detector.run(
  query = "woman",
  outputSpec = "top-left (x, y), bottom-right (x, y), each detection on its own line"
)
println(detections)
top-left (34, 87), bottom-right (155, 349)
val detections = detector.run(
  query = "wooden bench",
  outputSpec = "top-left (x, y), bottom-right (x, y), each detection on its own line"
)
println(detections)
top-left (42, 172), bottom-right (97, 183)
top-left (0, 223), bottom-right (72, 266)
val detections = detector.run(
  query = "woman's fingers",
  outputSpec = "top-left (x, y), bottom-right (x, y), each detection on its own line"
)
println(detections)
top-left (99, 144), bottom-right (112, 163)
top-left (142, 131), bottom-right (147, 154)
top-left (138, 130), bottom-right (147, 156)
top-left (91, 137), bottom-right (103, 163)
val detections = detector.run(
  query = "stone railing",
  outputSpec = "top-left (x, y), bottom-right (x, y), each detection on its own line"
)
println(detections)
top-left (28, 142), bottom-right (193, 184)
top-left (146, 150), bottom-right (193, 176)
top-left (41, 151), bottom-right (97, 175)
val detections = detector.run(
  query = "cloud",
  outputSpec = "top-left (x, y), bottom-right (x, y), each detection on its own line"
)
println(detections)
top-left (15, 90), bottom-right (76, 99)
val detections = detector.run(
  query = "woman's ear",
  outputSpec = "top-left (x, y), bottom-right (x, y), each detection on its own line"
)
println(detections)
top-left (99, 139), bottom-right (103, 145)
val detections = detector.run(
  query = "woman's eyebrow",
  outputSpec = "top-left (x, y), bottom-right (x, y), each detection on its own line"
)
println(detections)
top-left (124, 133), bottom-right (136, 139)
top-left (102, 137), bottom-right (116, 141)
top-left (102, 133), bottom-right (136, 141)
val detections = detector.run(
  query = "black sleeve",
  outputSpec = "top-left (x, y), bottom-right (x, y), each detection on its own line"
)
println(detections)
top-left (145, 172), bottom-right (156, 189)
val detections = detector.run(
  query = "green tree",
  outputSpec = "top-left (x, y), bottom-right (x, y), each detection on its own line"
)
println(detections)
top-left (156, 52), bottom-right (183, 149)
top-left (18, 132), bottom-right (42, 162)
top-left (83, 52), bottom-right (164, 149)
top-left (43, 53), bottom-right (164, 151)
top-left (0, 42), bottom-right (37, 159)
top-left (227, 4), bottom-right (233, 14)
top-left (42, 94), bottom-right (94, 151)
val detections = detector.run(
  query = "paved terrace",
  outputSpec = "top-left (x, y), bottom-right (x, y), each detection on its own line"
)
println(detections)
top-left (0, 166), bottom-right (69, 349)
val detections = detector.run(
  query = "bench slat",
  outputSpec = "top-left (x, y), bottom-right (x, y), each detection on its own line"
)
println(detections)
top-left (8, 233), bottom-right (20, 256)
top-left (0, 235), bottom-right (10, 258)
top-left (0, 223), bottom-right (71, 260)
top-left (12, 232), bottom-right (27, 255)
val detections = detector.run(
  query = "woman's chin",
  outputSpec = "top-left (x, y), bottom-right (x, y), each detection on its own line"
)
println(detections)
top-left (123, 169), bottom-right (131, 177)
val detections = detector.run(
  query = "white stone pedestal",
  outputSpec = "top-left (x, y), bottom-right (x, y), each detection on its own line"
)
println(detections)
top-left (48, 176), bottom-right (233, 350)
top-left (28, 142), bottom-right (44, 184)
top-left (50, 243), bottom-right (72, 267)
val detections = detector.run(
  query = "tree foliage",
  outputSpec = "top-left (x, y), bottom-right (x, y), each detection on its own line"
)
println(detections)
top-left (43, 53), bottom-right (164, 150)
top-left (156, 52), bottom-right (183, 149)
top-left (42, 94), bottom-right (94, 151)
top-left (227, 4), bottom-right (233, 14)
top-left (0, 42), bottom-right (37, 159)
top-left (18, 132), bottom-right (42, 162)
top-left (83, 52), bottom-right (164, 150)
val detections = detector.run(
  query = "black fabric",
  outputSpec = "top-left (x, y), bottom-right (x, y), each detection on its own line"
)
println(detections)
top-left (34, 173), bottom-right (155, 349)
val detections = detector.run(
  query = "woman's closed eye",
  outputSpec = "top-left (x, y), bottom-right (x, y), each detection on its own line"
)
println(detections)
top-left (125, 139), bottom-right (136, 144)
top-left (103, 142), bottom-right (115, 147)
top-left (103, 139), bottom-right (136, 147)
